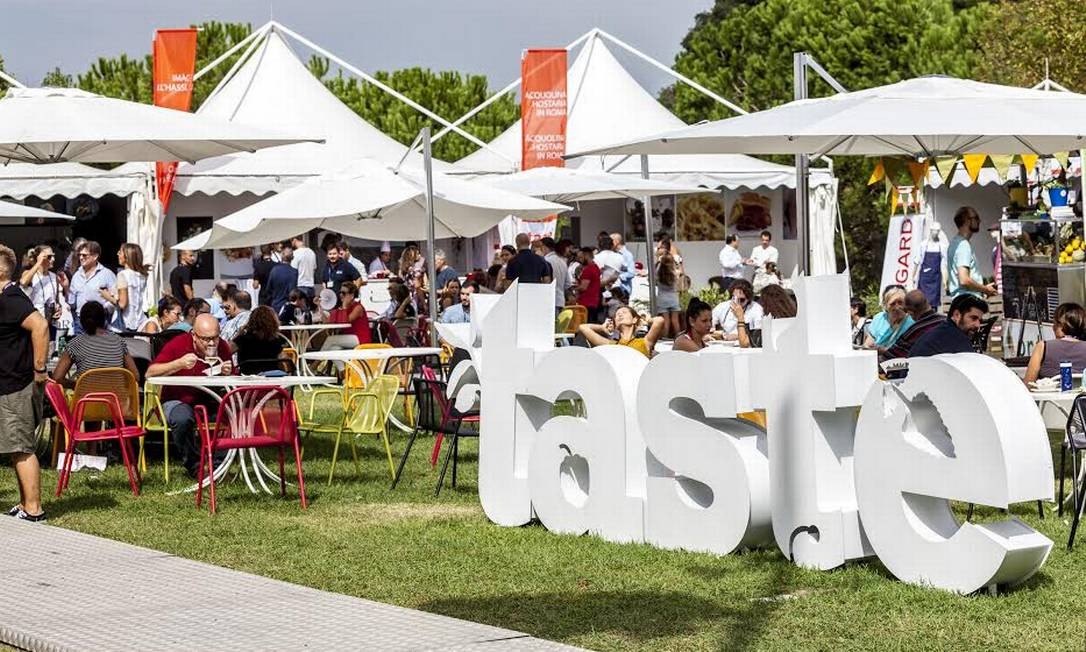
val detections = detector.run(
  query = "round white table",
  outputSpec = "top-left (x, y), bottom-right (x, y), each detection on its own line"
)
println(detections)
top-left (145, 375), bottom-right (336, 495)
top-left (302, 347), bottom-right (442, 432)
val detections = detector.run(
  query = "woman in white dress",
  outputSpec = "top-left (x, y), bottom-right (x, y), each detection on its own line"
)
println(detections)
top-left (101, 242), bottom-right (149, 331)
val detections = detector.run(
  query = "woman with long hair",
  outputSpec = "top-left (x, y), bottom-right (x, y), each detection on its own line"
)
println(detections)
top-left (440, 277), bottom-right (462, 312)
top-left (100, 242), bottom-right (149, 331)
top-left (321, 282), bottom-right (372, 352)
top-left (398, 244), bottom-right (426, 306)
top-left (1025, 302), bottom-right (1086, 383)
top-left (578, 305), bottom-right (666, 358)
top-left (19, 244), bottom-right (64, 327)
top-left (759, 285), bottom-right (798, 319)
top-left (655, 253), bottom-right (681, 337)
top-left (232, 306), bottom-right (288, 375)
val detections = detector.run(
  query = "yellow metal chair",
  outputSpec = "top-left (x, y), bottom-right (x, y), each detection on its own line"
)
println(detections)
top-left (297, 343), bottom-right (388, 449)
top-left (556, 309), bottom-right (573, 333)
top-left (140, 382), bottom-right (170, 482)
top-left (565, 305), bottom-right (587, 333)
top-left (329, 374), bottom-right (400, 483)
top-left (345, 343), bottom-right (391, 389)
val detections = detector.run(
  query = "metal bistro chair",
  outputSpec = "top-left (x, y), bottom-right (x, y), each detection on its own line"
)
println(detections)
top-left (1062, 395), bottom-right (1086, 549)
top-left (46, 381), bottom-right (143, 498)
top-left (392, 373), bottom-right (479, 496)
top-left (328, 374), bottom-right (400, 483)
top-left (195, 386), bottom-right (307, 515)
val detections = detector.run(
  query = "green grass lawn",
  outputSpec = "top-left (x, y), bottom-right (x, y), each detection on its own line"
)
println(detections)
top-left (6, 394), bottom-right (1085, 651)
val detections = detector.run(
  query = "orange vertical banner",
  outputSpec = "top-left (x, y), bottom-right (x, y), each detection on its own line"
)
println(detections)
top-left (152, 28), bottom-right (198, 214)
top-left (521, 49), bottom-right (567, 170)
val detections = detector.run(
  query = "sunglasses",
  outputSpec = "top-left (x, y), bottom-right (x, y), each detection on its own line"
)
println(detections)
top-left (78, 253), bottom-right (91, 258)
top-left (193, 333), bottom-right (218, 343)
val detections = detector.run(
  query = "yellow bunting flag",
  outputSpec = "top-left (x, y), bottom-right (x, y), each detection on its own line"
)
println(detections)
top-left (962, 154), bottom-right (988, 183)
top-left (890, 189), bottom-right (900, 214)
top-left (934, 156), bottom-right (958, 184)
top-left (868, 159), bottom-right (885, 186)
top-left (906, 160), bottom-right (930, 188)
top-left (1021, 154), bottom-right (1040, 172)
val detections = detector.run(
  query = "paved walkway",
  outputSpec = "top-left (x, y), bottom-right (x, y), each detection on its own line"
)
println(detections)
top-left (0, 518), bottom-right (581, 651)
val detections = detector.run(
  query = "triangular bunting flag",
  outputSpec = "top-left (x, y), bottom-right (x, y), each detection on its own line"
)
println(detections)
top-left (934, 156), bottom-right (958, 184)
top-left (868, 159), bottom-right (885, 186)
top-left (962, 154), bottom-right (988, 183)
top-left (1021, 154), bottom-right (1040, 172)
top-left (890, 189), bottom-right (899, 214)
top-left (906, 160), bottom-right (929, 188)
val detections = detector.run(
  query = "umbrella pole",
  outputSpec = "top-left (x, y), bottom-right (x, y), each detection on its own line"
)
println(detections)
top-left (640, 155), bottom-right (657, 316)
top-left (794, 52), bottom-right (811, 275)
top-left (422, 127), bottom-right (440, 347)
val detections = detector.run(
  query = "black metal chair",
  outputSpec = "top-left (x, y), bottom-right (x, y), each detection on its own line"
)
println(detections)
top-left (391, 375), bottom-right (478, 496)
top-left (1062, 396), bottom-right (1086, 549)
top-left (971, 315), bottom-right (998, 354)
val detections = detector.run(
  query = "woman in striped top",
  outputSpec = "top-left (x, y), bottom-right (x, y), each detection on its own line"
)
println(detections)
top-left (52, 302), bottom-right (139, 388)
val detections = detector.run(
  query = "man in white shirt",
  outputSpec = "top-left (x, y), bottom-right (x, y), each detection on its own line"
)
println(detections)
top-left (711, 279), bottom-right (763, 339)
top-left (745, 230), bottom-right (779, 272)
top-left (289, 235), bottom-right (316, 299)
top-left (541, 237), bottom-right (568, 313)
top-left (718, 234), bottom-right (744, 289)
top-left (64, 240), bottom-right (116, 335)
top-left (593, 233), bottom-right (625, 290)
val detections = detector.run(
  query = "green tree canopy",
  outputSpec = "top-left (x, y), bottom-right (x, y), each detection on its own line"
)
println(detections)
top-left (309, 57), bottom-right (516, 162)
top-left (974, 0), bottom-right (1086, 91)
top-left (667, 0), bottom-right (990, 289)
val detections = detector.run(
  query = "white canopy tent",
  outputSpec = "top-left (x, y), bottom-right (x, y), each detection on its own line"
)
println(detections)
top-left (0, 87), bottom-right (315, 164)
top-left (0, 162), bottom-right (147, 200)
top-left (173, 158), bottom-right (569, 250)
top-left (477, 166), bottom-right (706, 202)
top-left (571, 76), bottom-right (1086, 158)
top-left (0, 199), bottom-right (74, 225)
top-left (448, 29), bottom-right (838, 281)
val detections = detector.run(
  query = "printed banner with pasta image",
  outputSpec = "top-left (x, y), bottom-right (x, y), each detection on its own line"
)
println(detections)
top-left (152, 28), bottom-right (198, 214)
top-left (520, 49), bottom-right (567, 170)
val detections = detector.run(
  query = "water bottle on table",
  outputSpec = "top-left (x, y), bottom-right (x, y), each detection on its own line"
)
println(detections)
top-left (1060, 361), bottom-right (1073, 392)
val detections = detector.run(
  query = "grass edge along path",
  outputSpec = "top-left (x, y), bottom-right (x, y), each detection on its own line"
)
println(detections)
top-left (8, 403), bottom-right (1084, 651)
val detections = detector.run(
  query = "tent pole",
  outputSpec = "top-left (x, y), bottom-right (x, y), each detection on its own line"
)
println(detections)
top-left (794, 52), bottom-right (811, 275)
top-left (422, 127), bottom-right (439, 347)
top-left (193, 22), bottom-right (270, 81)
top-left (640, 155), bottom-right (657, 316)
top-left (0, 69), bottom-right (25, 88)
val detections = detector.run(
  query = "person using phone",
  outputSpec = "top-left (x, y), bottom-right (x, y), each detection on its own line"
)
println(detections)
top-left (711, 279), bottom-right (763, 341)
top-left (147, 313), bottom-right (233, 477)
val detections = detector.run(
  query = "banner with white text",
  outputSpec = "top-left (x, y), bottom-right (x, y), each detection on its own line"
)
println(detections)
top-left (152, 28), bottom-right (198, 214)
top-left (521, 49), bottom-right (567, 170)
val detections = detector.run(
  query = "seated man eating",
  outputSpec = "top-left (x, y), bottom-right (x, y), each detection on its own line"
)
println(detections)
top-left (147, 313), bottom-right (234, 477)
top-left (908, 294), bottom-right (988, 358)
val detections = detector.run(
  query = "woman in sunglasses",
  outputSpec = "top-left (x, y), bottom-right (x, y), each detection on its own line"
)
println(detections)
top-left (320, 282), bottom-right (371, 352)
top-left (19, 245), bottom-right (65, 331)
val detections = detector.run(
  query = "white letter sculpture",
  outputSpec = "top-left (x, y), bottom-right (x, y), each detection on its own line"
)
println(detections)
top-left (854, 354), bottom-right (1054, 593)
top-left (637, 350), bottom-right (772, 554)
top-left (755, 274), bottom-right (877, 569)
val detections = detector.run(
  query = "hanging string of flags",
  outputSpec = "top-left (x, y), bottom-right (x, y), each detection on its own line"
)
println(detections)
top-left (868, 153), bottom-right (1083, 207)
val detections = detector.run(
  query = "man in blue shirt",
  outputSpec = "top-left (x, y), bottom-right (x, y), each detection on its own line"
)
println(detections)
top-left (266, 246), bottom-right (298, 313)
top-left (64, 240), bottom-right (116, 335)
top-left (909, 294), bottom-right (988, 358)
top-left (440, 281), bottom-right (478, 324)
top-left (321, 241), bottom-right (361, 294)
top-left (947, 206), bottom-right (996, 298)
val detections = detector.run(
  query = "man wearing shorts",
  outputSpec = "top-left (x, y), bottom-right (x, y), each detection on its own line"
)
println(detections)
top-left (0, 244), bottom-right (48, 521)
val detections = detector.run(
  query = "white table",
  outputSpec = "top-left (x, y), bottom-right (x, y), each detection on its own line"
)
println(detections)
top-left (146, 375), bottom-right (336, 495)
top-left (302, 347), bottom-right (442, 432)
top-left (278, 323), bottom-right (348, 353)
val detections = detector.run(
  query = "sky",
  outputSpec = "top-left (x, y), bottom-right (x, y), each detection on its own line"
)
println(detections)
top-left (0, 0), bottom-right (714, 95)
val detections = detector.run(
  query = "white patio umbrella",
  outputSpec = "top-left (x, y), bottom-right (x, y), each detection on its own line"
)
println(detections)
top-left (476, 166), bottom-right (706, 202)
top-left (173, 158), bottom-right (570, 250)
top-left (569, 76), bottom-right (1086, 158)
top-left (0, 87), bottom-right (319, 164)
top-left (0, 199), bottom-right (73, 225)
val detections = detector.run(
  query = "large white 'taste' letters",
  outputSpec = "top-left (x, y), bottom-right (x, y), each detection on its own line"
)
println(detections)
top-left (471, 276), bottom-right (1055, 593)
top-left (854, 354), bottom-right (1054, 593)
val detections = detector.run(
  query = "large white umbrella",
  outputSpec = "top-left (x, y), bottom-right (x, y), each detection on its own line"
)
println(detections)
top-left (174, 158), bottom-right (570, 250)
top-left (0, 199), bottom-right (72, 225)
top-left (569, 76), bottom-right (1086, 158)
top-left (0, 87), bottom-right (318, 164)
top-left (476, 166), bottom-right (707, 202)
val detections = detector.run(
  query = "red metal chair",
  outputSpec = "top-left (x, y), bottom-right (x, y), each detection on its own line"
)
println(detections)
top-left (194, 385), bottom-right (307, 515)
top-left (45, 380), bottom-right (142, 498)
top-left (422, 366), bottom-right (480, 469)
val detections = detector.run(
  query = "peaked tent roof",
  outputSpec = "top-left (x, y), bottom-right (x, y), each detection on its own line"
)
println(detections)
top-left (173, 28), bottom-right (454, 197)
top-left (456, 34), bottom-right (830, 189)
